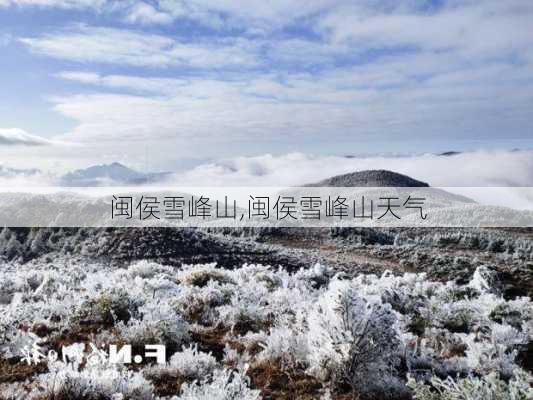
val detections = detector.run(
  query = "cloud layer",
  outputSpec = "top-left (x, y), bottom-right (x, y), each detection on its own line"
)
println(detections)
top-left (0, 0), bottom-right (105, 9)
top-left (0, 128), bottom-right (54, 146)
top-left (1, 0), bottom-right (532, 168)
top-left (1, 150), bottom-right (532, 210)
top-left (21, 25), bottom-right (259, 68)
top-left (167, 150), bottom-right (533, 188)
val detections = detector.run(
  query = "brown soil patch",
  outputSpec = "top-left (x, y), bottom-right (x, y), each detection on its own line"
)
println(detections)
top-left (0, 356), bottom-right (47, 384)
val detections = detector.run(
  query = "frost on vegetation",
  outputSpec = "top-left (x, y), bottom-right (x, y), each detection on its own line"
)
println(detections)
top-left (33, 362), bottom-right (154, 400)
top-left (171, 281), bottom-right (231, 324)
top-left (0, 258), bottom-right (531, 399)
top-left (172, 368), bottom-right (261, 400)
top-left (116, 317), bottom-right (190, 354)
top-left (407, 368), bottom-right (533, 400)
top-left (392, 229), bottom-right (533, 260)
top-left (177, 263), bottom-right (234, 287)
top-left (307, 279), bottom-right (401, 394)
top-left (145, 344), bottom-right (217, 382)
top-left (127, 260), bottom-right (176, 280)
top-left (73, 288), bottom-right (142, 327)
top-left (256, 323), bottom-right (309, 369)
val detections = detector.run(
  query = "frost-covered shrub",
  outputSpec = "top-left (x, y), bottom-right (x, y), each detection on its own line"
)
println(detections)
top-left (127, 260), bottom-right (175, 279)
top-left (217, 281), bottom-right (273, 333)
top-left (462, 323), bottom-right (529, 377)
top-left (437, 303), bottom-right (480, 333)
top-left (73, 289), bottom-right (141, 326)
top-left (489, 299), bottom-right (532, 330)
top-left (256, 322), bottom-right (309, 370)
top-left (222, 343), bottom-right (253, 372)
top-left (254, 271), bottom-right (283, 290)
top-left (171, 281), bottom-right (231, 324)
top-left (407, 369), bottom-right (533, 400)
top-left (1, 256), bottom-right (532, 399)
top-left (168, 344), bottom-right (217, 378)
top-left (117, 317), bottom-right (189, 355)
top-left (414, 328), bottom-right (470, 367)
top-left (145, 344), bottom-right (217, 382)
top-left (2, 235), bottom-right (24, 260)
top-left (34, 362), bottom-right (154, 400)
top-left (307, 279), bottom-right (400, 394)
top-left (0, 382), bottom-right (33, 400)
top-left (173, 368), bottom-right (260, 400)
top-left (0, 273), bottom-right (30, 304)
top-left (178, 264), bottom-right (234, 287)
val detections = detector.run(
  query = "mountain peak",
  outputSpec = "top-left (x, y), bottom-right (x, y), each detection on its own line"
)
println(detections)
top-left (60, 162), bottom-right (171, 186)
top-left (305, 169), bottom-right (430, 187)
top-left (109, 161), bottom-right (127, 168)
top-left (61, 162), bottom-right (144, 186)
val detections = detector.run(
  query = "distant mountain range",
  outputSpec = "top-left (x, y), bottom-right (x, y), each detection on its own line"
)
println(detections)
top-left (60, 162), bottom-right (171, 186)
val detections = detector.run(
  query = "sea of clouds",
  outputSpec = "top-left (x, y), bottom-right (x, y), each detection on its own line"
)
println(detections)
top-left (166, 150), bottom-right (533, 187)
top-left (162, 150), bottom-right (533, 209)
top-left (1, 149), bottom-right (532, 188)
top-left (0, 149), bottom-right (532, 209)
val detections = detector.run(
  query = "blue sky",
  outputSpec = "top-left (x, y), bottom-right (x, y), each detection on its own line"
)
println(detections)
top-left (0, 0), bottom-right (532, 171)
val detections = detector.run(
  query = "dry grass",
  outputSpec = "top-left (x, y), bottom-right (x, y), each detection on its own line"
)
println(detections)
top-left (247, 359), bottom-right (323, 400)
top-left (146, 370), bottom-right (188, 397)
top-left (0, 356), bottom-right (47, 384)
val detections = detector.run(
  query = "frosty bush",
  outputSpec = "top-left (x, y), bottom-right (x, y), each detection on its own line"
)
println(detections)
top-left (117, 317), bottom-right (190, 356)
top-left (461, 323), bottom-right (529, 378)
top-left (127, 260), bottom-right (176, 279)
top-left (1, 258), bottom-right (531, 399)
top-left (173, 368), bottom-right (260, 400)
top-left (145, 344), bottom-right (217, 382)
top-left (171, 281), bottom-right (231, 324)
top-left (217, 292), bottom-right (271, 334)
top-left (307, 279), bottom-right (400, 394)
top-left (34, 363), bottom-right (154, 400)
top-left (407, 368), bottom-right (533, 400)
top-left (437, 302), bottom-right (480, 333)
top-left (178, 264), bottom-right (234, 287)
top-left (256, 325), bottom-right (309, 369)
top-left (73, 289), bottom-right (141, 327)
top-left (489, 299), bottom-right (532, 330)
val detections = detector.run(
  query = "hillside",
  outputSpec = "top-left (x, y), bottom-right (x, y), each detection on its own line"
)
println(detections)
top-left (305, 169), bottom-right (430, 187)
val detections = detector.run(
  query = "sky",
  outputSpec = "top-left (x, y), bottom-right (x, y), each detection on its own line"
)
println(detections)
top-left (0, 0), bottom-right (532, 172)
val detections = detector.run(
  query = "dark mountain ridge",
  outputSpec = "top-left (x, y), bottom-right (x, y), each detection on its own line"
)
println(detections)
top-left (305, 169), bottom-right (430, 187)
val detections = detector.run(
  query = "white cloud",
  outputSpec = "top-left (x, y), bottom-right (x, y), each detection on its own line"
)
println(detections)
top-left (0, 173), bottom-right (56, 188)
top-left (57, 71), bottom-right (101, 84)
top-left (168, 150), bottom-right (533, 188)
top-left (50, 64), bottom-right (533, 149)
top-left (0, 0), bottom-right (335, 29)
top-left (7, 1), bottom-right (533, 170)
top-left (318, 1), bottom-right (533, 60)
top-left (0, 0), bottom-right (105, 9)
top-left (17, 2), bottom-right (533, 75)
top-left (20, 25), bottom-right (359, 72)
top-left (20, 25), bottom-right (260, 68)
top-left (57, 71), bottom-right (188, 94)
top-left (123, 2), bottom-right (173, 25)
top-left (50, 90), bottom-right (358, 143)
top-left (154, 0), bottom-right (340, 32)
top-left (0, 128), bottom-right (55, 146)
